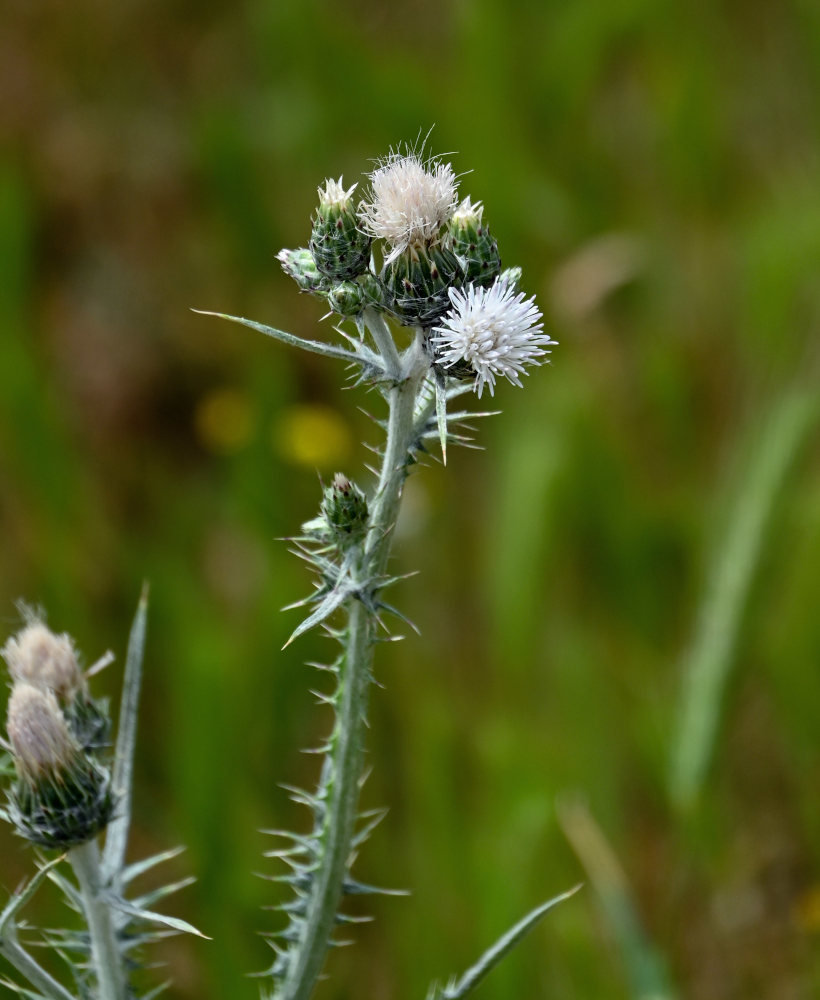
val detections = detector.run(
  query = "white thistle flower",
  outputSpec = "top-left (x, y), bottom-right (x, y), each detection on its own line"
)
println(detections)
top-left (358, 151), bottom-right (458, 264)
top-left (432, 278), bottom-right (555, 397)
top-left (317, 176), bottom-right (357, 208)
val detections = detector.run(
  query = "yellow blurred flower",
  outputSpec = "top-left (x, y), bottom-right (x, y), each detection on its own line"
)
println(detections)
top-left (273, 404), bottom-right (352, 468)
top-left (195, 388), bottom-right (254, 453)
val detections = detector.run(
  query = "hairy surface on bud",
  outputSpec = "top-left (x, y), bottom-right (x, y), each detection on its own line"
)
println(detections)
top-left (2, 622), bottom-right (84, 700)
top-left (7, 684), bottom-right (78, 783)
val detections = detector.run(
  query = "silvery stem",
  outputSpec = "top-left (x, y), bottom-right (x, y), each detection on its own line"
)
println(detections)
top-left (69, 839), bottom-right (127, 1000)
top-left (278, 324), bottom-right (429, 1000)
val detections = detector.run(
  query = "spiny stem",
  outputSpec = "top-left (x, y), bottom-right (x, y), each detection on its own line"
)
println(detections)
top-left (69, 839), bottom-right (127, 1000)
top-left (278, 324), bottom-right (430, 1000)
top-left (278, 599), bottom-right (372, 1000)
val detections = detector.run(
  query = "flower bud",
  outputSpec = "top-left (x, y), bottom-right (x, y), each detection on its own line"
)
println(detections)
top-left (448, 198), bottom-right (501, 288)
top-left (2, 622), bottom-right (84, 701)
top-left (277, 247), bottom-right (328, 294)
top-left (382, 244), bottom-right (464, 327)
top-left (327, 281), bottom-right (365, 318)
top-left (6, 684), bottom-right (114, 849)
top-left (321, 473), bottom-right (368, 544)
top-left (310, 179), bottom-right (372, 282)
top-left (499, 265), bottom-right (522, 289)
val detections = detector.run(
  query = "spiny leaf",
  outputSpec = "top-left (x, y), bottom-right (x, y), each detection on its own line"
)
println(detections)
top-left (120, 847), bottom-right (187, 887)
top-left (435, 371), bottom-right (448, 464)
top-left (283, 580), bottom-right (359, 648)
top-left (130, 876), bottom-right (197, 910)
top-left (341, 878), bottom-right (409, 897)
top-left (104, 894), bottom-right (209, 939)
top-left (193, 310), bottom-right (367, 366)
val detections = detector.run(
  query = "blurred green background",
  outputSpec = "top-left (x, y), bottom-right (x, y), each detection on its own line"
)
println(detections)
top-left (2, 0), bottom-right (820, 997)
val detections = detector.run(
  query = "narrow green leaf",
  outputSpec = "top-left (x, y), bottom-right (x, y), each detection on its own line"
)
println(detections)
top-left (103, 585), bottom-right (149, 883)
top-left (120, 847), bottom-right (187, 887)
top-left (428, 885), bottom-right (581, 1000)
top-left (435, 372), bottom-right (448, 464)
top-left (104, 895), bottom-right (210, 939)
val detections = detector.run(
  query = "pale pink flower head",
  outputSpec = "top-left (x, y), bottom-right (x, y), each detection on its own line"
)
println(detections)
top-left (358, 150), bottom-right (459, 265)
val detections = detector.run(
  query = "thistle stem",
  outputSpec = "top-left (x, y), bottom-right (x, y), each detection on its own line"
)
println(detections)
top-left (278, 598), bottom-right (371, 1000)
top-left (362, 307), bottom-right (402, 381)
top-left (69, 839), bottom-right (127, 1000)
top-left (278, 326), bottom-right (430, 1000)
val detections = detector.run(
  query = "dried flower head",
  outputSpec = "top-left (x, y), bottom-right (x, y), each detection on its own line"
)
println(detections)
top-left (431, 278), bottom-right (555, 397)
top-left (7, 682), bottom-right (115, 847)
top-left (7, 683), bottom-right (78, 784)
top-left (359, 150), bottom-right (458, 264)
top-left (2, 622), bottom-right (84, 700)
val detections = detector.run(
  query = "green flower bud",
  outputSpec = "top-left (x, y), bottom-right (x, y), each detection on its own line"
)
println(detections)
top-left (277, 247), bottom-right (328, 294)
top-left (6, 684), bottom-right (114, 849)
top-left (357, 270), bottom-right (386, 311)
top-left (310, 179), bottom-right (372, 282)
top-left (327, 281), bottom-right (365, 317)
top-left (382, 244), bottom-right (464, 327)
top-left (448, 198), bottom-right (501, 288)
top-left (321, 473), bottom-right (368, 544)
top-left (499, 265), bottom-right (522, 289)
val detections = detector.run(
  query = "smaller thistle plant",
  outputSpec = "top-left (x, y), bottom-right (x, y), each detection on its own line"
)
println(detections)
top-left (0, 602), bottom-right (203, 1000)
top-left (1, 140), bottom-right (574, 1000)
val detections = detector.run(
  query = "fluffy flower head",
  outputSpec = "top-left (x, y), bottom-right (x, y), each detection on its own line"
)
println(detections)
top-left (432, 278), bottom-right (555, 397)
top-left (359, 150), bottom-right (458, 264)
top-left (7, 684), bottom-right (79, 784)
top-left (2, 621), bottom-right (84, 700)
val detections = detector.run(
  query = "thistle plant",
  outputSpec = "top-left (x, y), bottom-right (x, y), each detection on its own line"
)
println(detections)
top-left (1, 141), bottom-right (576, 1000)
top-left (0, 600), bottom-right (203, 1000)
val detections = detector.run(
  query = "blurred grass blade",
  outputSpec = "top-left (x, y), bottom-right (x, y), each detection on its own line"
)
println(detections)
top-left (103, 584), bottom-right (149, 882)
top-left (669, 387), bottom-right (819, 811)
top-left (559, 798), bottom-right (678, 1000)
top-left (428, 885), bottom-right (581, 1000)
